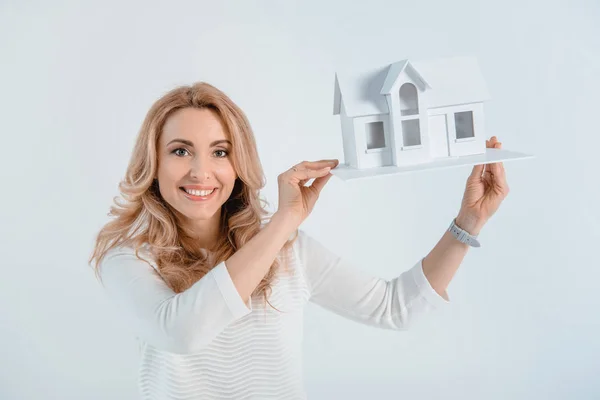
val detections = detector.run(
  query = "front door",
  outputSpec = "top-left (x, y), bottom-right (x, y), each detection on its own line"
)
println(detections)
top-left (428, 115), bottom-right (449, 158)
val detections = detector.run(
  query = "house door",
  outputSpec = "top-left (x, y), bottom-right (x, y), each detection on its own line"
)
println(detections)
top-left (428, 115), bottom-right (449, 158)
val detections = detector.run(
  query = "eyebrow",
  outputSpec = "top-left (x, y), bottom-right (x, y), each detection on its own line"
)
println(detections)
top-left (166, 139), bottom-right (232, 147)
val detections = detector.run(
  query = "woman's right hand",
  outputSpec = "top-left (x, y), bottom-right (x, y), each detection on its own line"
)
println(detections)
top-left (275, 159), bottom-right (339, 227)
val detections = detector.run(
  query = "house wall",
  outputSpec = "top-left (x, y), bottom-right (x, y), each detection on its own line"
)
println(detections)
top-left (339, 98), bottom-right (358, 168)
top-left (385, 71), bottom-right (432, 166)
top-left (427, 102), bottom-right (486, 157)
top-left (351, 114), bottom-right (393, 169)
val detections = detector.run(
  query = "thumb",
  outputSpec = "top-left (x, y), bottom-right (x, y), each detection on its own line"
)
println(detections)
top-left (310, 172), bottom-right (333, 194)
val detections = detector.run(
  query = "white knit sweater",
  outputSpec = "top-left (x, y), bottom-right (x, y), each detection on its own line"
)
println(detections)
top-left (98, 229), bottom-right (450, 399)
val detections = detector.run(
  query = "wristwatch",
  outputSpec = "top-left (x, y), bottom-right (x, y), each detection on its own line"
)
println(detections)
top-left (448, 218), bottom-right (481, 247)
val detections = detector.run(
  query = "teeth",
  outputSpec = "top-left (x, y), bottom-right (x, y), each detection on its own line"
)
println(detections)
top-left (184, 188), bottom-right (215, 197)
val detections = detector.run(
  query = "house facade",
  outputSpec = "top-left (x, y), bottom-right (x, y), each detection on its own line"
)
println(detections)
top-left (333, 56), bottom-right (490, 169)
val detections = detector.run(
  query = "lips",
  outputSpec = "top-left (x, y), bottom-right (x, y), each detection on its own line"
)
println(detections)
top-left (180, 187), bottom-right (218, 202)
top-left (180, 186), bottom-right (217, 191)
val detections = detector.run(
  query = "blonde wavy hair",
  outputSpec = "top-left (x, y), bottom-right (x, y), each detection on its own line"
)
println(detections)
top-left (88, 82), bottom-right (297, 311)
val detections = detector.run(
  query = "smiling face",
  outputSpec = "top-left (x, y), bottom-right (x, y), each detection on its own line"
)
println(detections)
top-left (156, 107), bottom-right (237, 239)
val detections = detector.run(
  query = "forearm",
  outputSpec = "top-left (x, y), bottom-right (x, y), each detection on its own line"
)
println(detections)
top-left (225, 211), bottom-right (298, 303)
top-left (422, 213), bottom-right (484, 301)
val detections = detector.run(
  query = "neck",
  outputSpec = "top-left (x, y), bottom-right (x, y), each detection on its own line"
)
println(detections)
top-left (178, 209), bottom-right (223, 250)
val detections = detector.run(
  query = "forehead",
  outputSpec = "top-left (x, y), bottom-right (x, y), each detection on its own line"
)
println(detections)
top-left (161, 107), bottom-right (229, 143)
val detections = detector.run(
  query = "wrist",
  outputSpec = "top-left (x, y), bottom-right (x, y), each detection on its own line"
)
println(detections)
top-left (455, 212), bottom-right (485, 236)
top-left (271, 210), bottom-right (302, 233)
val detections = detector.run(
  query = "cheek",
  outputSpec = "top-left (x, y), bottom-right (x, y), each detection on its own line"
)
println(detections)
top-left (214, 164), bottom-right (237, 186)
top-left (159, 162), bottom-right (184, 183)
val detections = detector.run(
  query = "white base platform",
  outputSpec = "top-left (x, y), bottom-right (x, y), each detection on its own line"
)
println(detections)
top-left (330, 148), bottom-right (534, 181)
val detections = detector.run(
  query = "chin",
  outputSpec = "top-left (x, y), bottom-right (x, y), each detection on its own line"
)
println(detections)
top-left (185, 207), bottom-right (221, 220)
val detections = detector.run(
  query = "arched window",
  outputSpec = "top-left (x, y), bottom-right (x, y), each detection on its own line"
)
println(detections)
top-left (399, 83), bottom-right (418, 116)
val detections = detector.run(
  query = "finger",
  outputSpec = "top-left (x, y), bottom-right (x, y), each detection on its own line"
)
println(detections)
top-left (492, 165), bottom-right (508, 192)
top-left (292, 167), bottom-right (332, 182)
top-left (486, 137), bottom-right (498, 149)
top-left (470, 163), bottom-right (485, 179)
top-left (488, 142), bottom-right (506, 178)
top-left (309, 172), bottom-right (333, 194)
top-left (488, 166), bottom-right (508, 193)
top-left (294, 159), bottom-right (339, 171)
top-left (289, 160), bottom-right (337, 182)
top-left (299, 178), bottom-right (310, 186)
top-left (484, 139), bottom-right (508, 191)
top-left (482, 169), bottom-right (494, 189)
top-left (496, 142), bottom-right (506, 174)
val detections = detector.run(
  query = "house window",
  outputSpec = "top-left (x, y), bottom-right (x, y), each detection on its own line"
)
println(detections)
top-left (399, 83), bottom-right (418, 116)
top-left (402, 119), bottom-right (421, 146)
top-left (366, 121), bottom-right (386, 149)
top-left (454, 111), bottom-right (475, 139)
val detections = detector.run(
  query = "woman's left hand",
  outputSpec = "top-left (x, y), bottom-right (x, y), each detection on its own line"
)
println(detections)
top-left (455, 136), bottom-right (510, 235)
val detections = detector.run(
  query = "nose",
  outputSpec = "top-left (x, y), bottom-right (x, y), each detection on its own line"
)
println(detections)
top-left (190, 156), bottom-right (213, 181)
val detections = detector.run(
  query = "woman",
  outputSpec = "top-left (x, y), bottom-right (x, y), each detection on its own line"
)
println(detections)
top-left (89, 82), bottom-right (509, 399)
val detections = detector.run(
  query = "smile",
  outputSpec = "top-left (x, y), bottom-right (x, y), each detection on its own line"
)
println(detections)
top-left (180, 187), bottom-right (218, 201)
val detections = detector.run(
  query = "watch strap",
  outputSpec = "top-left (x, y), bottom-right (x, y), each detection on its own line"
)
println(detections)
top-left (448, 218), bottom-right (481, 247)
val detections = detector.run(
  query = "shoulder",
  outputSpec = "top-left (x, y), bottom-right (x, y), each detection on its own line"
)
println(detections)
top-left (103, 242), bottom-right (153, 260)
top-left (99, 243), bottom-right (158, 276)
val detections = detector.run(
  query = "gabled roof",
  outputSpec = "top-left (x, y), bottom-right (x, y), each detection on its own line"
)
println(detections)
top-left (333, 64), bottom-right (390, 117)
top-left (333, 56), bottom-right (491, 117)
top-left (380, 60), bottom-right (431, 94)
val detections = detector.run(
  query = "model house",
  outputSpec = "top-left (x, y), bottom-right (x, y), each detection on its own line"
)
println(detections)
top-left (333, 56), bottom-right (491, 169)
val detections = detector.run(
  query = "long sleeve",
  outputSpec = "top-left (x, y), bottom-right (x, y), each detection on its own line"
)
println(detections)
top-left (296, 230), bottom-right (450, 330)
top-left (97, 246), bottom-right (252, 354)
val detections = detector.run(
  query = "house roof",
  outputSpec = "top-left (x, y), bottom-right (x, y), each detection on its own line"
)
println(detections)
top-left (333, 56), bottom-right (491, 117)
top-left (380, 60), bottom-right (431, 94)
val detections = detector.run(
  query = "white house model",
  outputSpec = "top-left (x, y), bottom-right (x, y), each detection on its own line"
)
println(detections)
top-left (333, 56), bottom-right (491, 170)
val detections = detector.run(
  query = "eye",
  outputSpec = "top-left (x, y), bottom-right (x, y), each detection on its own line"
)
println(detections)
top-left (172, 148), bottom-right (189, 157)
top-left (214, 149), bottom-right (229, 158)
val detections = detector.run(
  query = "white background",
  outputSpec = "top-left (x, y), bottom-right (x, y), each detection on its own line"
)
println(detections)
top-left (1, 0), bottom-right (599, 399)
